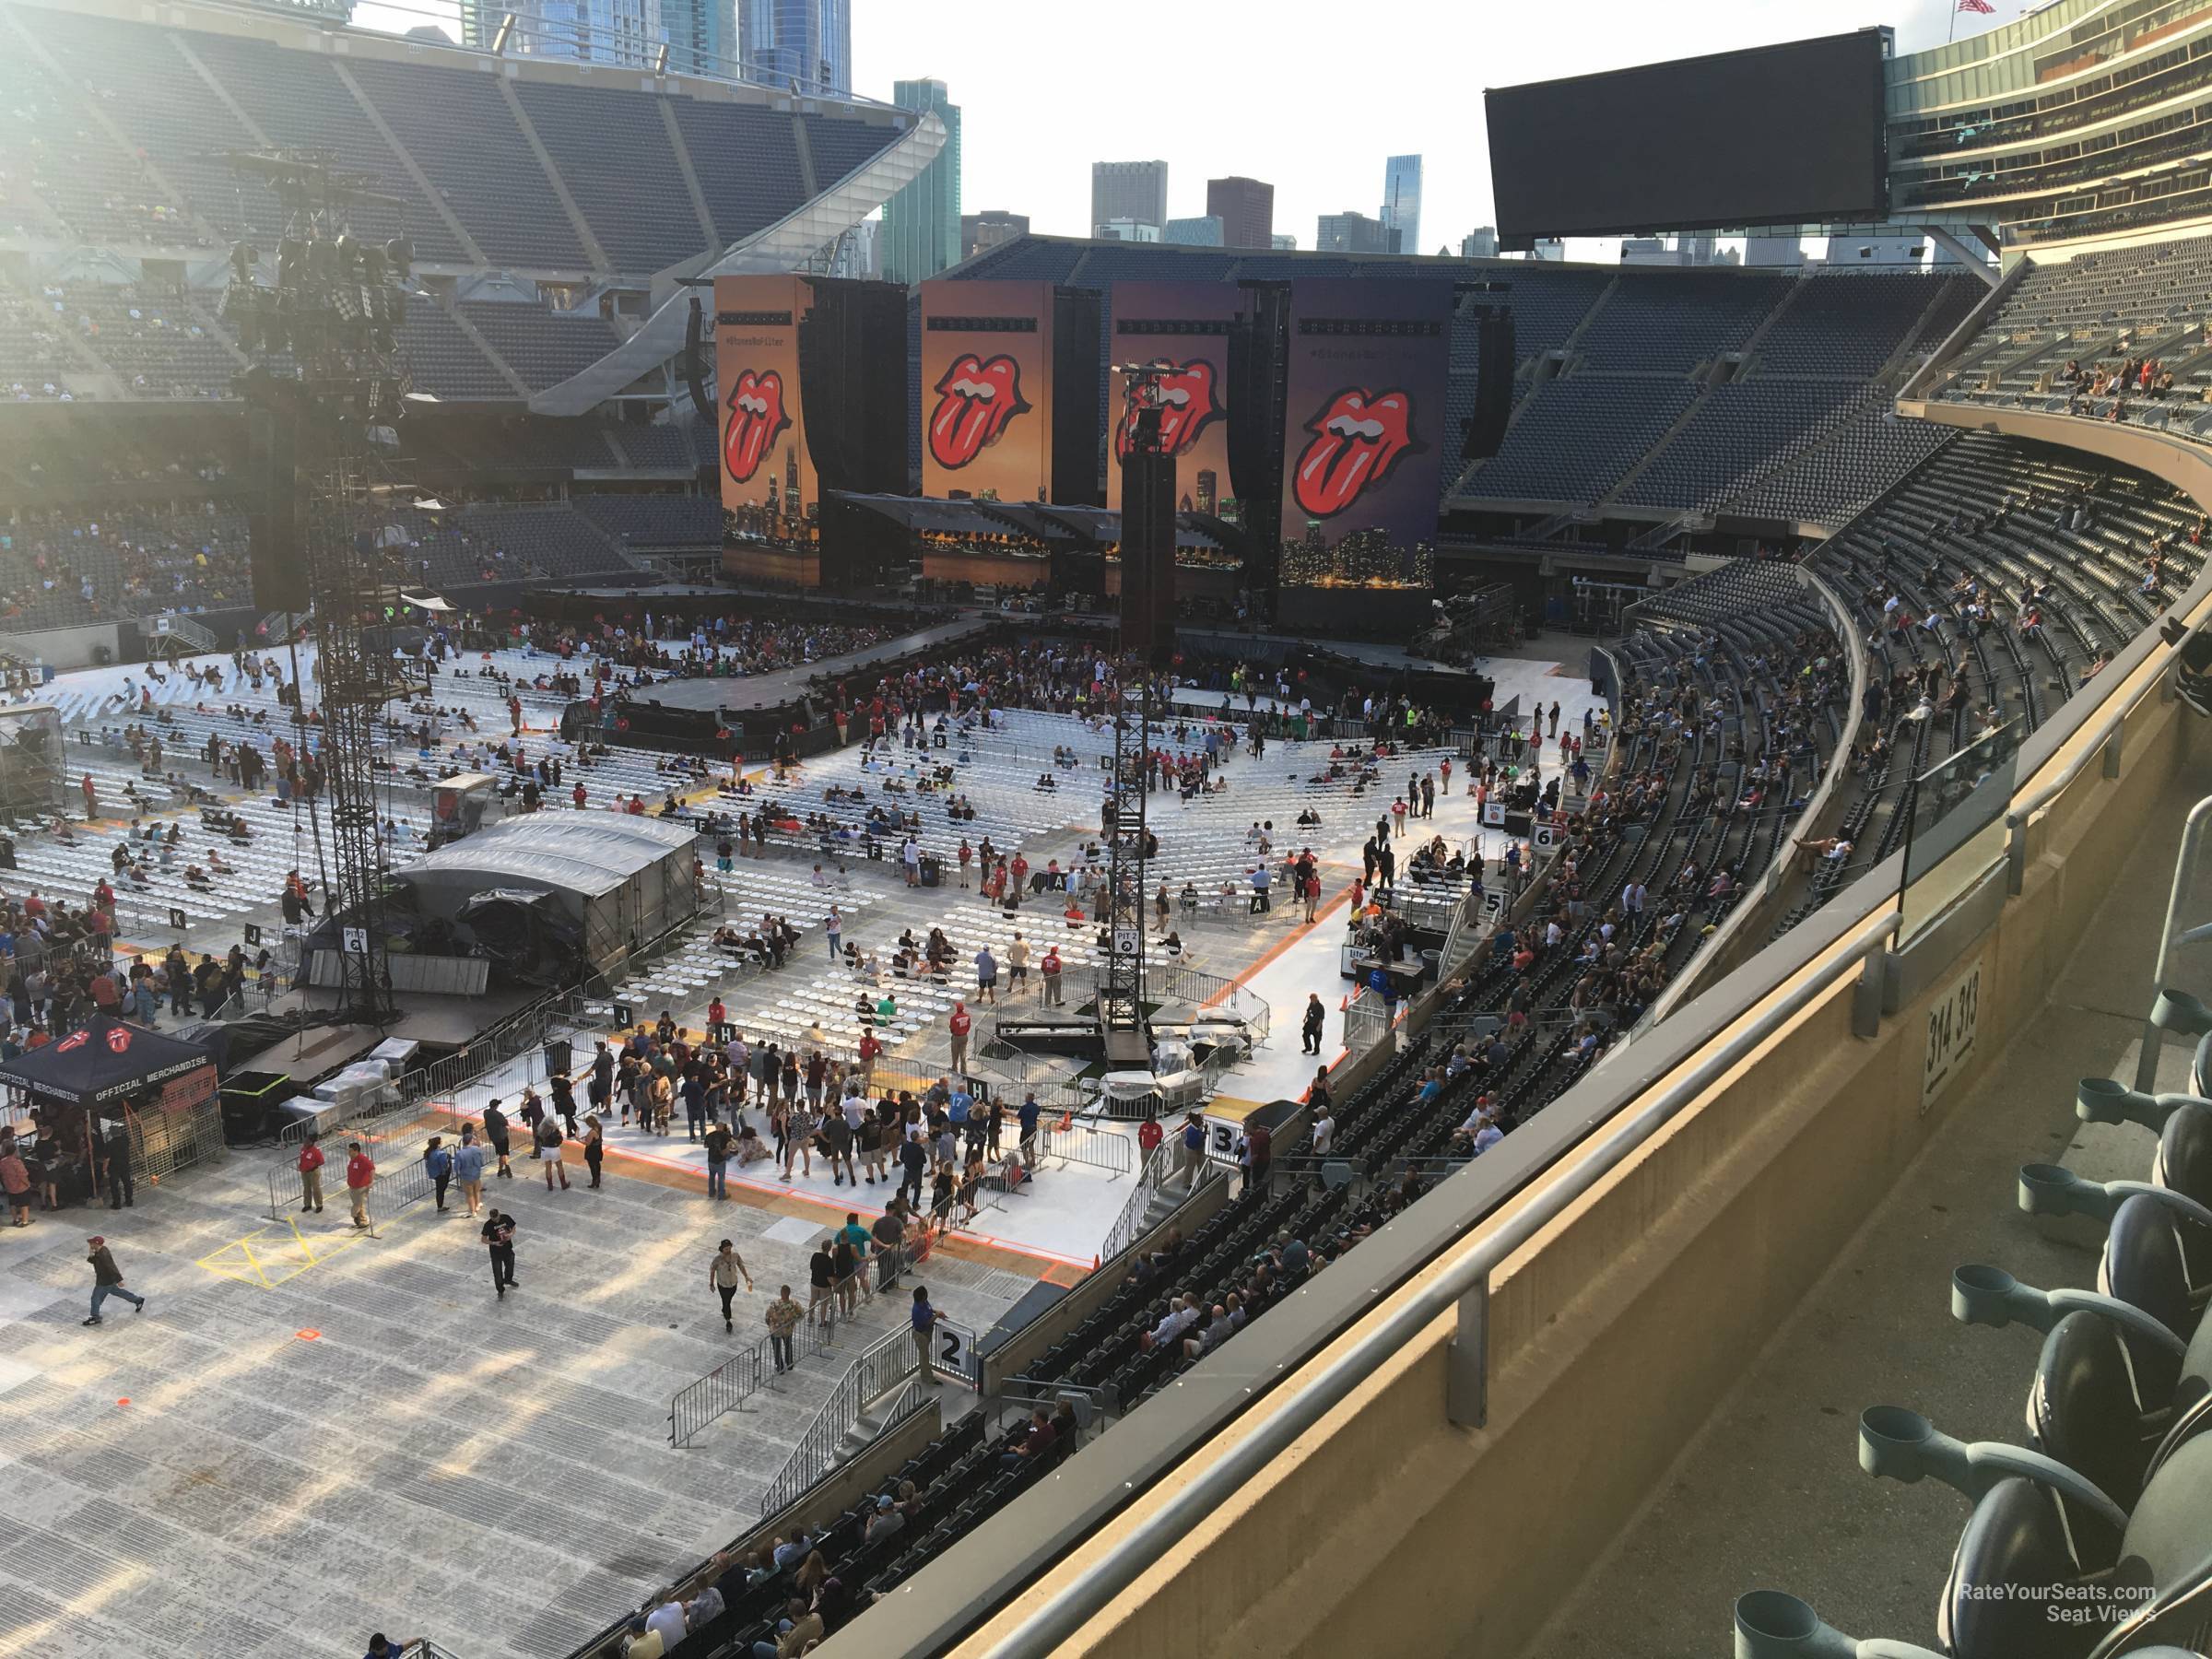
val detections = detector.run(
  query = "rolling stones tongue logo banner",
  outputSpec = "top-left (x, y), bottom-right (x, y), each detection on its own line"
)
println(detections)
top-left (723, 368), bottom-right (790, 484)
top-left (1291, 386), bottom-right (1419, 518)
top-left (1105, 281), bottom-right (1241, 517)
top-left (714, 274), bottom-right (821, 587)
top-left (1112, 358), bottom-right (1219, 463)
top-left (919, 279), bottom-right (1054, 502)
top-left (1277, 278), bottom-right (1452, 587)
top-left (927, 353), bottom-right (1029, 470)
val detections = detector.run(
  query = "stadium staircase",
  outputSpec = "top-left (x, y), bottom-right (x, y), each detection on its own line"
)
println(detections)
top-left (494, 76), bottom-right (613, 275)
top-left (326, 56), bottom-right (492, 266)
top-left (143, 612), bottom-right (219, 653)
top-left (1595, 276), bottom-right (1810, 508)
top-left (441, 298), bottom-right (533, 401)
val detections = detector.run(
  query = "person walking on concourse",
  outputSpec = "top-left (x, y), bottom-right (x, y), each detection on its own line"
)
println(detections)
top-left (710, 1239), bottom-right (754, 1332)
top-left (482, 1208), bottom-right (518, 1298)
top-left (83, 1234), bottom-right (146, 1325)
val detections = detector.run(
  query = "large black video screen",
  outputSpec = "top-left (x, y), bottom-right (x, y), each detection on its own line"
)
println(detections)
top-left (1486, 31), bottom-right (1887, 246)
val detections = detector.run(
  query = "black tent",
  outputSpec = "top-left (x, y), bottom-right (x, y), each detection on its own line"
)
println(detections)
top-left (0, 1015), bottom-right (217, 1118)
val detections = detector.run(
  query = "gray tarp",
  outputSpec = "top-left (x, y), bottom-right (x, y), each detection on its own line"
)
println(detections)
top-left (392, 815), bottom-right (700, 976)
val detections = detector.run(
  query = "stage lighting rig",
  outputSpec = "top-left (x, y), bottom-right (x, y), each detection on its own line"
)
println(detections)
top-left (217, 147), bottom-right (422, 1028)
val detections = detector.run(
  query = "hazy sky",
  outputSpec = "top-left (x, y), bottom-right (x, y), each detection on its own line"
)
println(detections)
top-left (354, 0), bottom-right (1979, 250)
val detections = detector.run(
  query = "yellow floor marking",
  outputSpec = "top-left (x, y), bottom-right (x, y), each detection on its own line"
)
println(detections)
top-left (197, 1216), bottom-right (367, 1288)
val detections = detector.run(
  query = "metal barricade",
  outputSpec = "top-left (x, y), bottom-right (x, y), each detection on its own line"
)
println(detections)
top-left (666, 1263), bottom-right (880, 1448)
top-left (756, 1322), bottom-right (922, 1515)
top-left (1342, 987), bottom-right (1391, 1058)
top-left (1031, 1118), bottom-right (1133, 1176)
top-left (669, 1339), bottom-right (769, 1447)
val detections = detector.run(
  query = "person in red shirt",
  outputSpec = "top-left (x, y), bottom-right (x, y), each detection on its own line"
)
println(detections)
top-left (571, 782), bottom-right (587, 810)
top-left (857, 1029), bottom-right (881, 1087)
top-left (948, 1001), bottom-right (972, 1074)
top-left (296, 1133), bottom-right (326, 1213)
top-left (707, 995), bottom-right (726, 1039)
top-left (626, 794), bottom-right (646, 816)
top-left (1009, 853), bottom-right (1029, 897)
top-left (81, 773), bottom-right (97, 819)
top-left (1137, 1117), bottom-right (1164, 1159)
top-left (344, 1141), bottom-right (375, 1230)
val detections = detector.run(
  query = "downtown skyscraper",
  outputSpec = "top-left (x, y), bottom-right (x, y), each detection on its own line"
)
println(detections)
top-left (460, 0), bottom-right (664, 69)
top-left (1382, 155), bottom-right (1422, 256)
top-left (880, 78), bottom-right (960, 283)
top-left (740, 0), bottom-right (850, 95)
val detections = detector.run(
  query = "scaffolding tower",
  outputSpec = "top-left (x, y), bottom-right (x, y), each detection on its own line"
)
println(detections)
top-left (1096, 689), bottom-right (1153, 1066)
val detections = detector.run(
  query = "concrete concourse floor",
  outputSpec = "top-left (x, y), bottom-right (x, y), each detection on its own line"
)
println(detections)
top-left (1526, 741), bottom-right (2212, 1659)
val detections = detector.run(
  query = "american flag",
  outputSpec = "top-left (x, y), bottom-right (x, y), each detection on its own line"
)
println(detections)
top-left (1958, 0), bottom-right (1995, 11)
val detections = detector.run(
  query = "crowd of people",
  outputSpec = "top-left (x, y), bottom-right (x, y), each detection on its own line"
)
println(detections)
top-left (0, 500), bottom-right (254, 623)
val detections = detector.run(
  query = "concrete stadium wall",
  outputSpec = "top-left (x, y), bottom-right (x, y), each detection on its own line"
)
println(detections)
top-left (6, 621), bottom-right (123, 675)
top-left (947, 636), bottom-right (2203, 1659)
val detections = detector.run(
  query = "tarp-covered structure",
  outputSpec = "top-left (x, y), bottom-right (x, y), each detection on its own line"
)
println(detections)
top-left (388, 815), bottom-right (700, 983)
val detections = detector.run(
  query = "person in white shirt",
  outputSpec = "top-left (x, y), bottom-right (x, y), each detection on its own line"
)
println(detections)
top-left (643, 1598), bottom-right (686, 1651)
top-left (1472, 1124), bottom-right (1504, 1154)
top-left (1147, 1298), bottom-right (1197, 1348)
top-left (1310, 1110), bottom-right (1335, 1157)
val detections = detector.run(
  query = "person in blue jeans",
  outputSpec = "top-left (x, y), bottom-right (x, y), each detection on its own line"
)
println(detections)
top-left (702, 1120), bottom-right (732, 1200)
top-left (911, 1286), bottom-right (940, 1384)
top-left (452, 1128), bottom-right (487, 1219)
top-left (1179, 1111), bottom-right (1206, 1191)
top-left (423, 1136), bottom-right (453, 1211)
top-left (83, 1236), bottom-right (146, 1325)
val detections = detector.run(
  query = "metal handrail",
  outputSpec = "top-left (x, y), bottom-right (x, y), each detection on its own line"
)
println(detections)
top-left (1643, 560), bottom-right (1868, 1030)
top-left (1098, 1141), bottom-right (1168, 1265)
top-left (2133, 794), bottom-right (2212, 1090)
top-left (2005, 636), bottom-right (2182, 892)
top-left (757, 1321), bottom-right (919, 1516)
top-left (667, 1259), bottom-right (886, 1447)
top-left (982, 903), bottom-right (1902, 1659)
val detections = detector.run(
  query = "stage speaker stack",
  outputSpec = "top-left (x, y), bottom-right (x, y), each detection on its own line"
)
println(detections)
top-left (801, 276), bottom-right (912, 588)
top-left (1052, 286), bottom-right (1104, 507)
top-left (1465, 305), bottom-right (1516, 462)
top-left (1119, 409), bottom-right (1178, 664)
top-left (247, 405), bottom-right (309, 612)
top-left (1228, 282), bottom-right (1292, 618)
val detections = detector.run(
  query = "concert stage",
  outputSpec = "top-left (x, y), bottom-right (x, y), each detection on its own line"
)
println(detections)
top-left (617, 616), bottom-right (995, 714)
